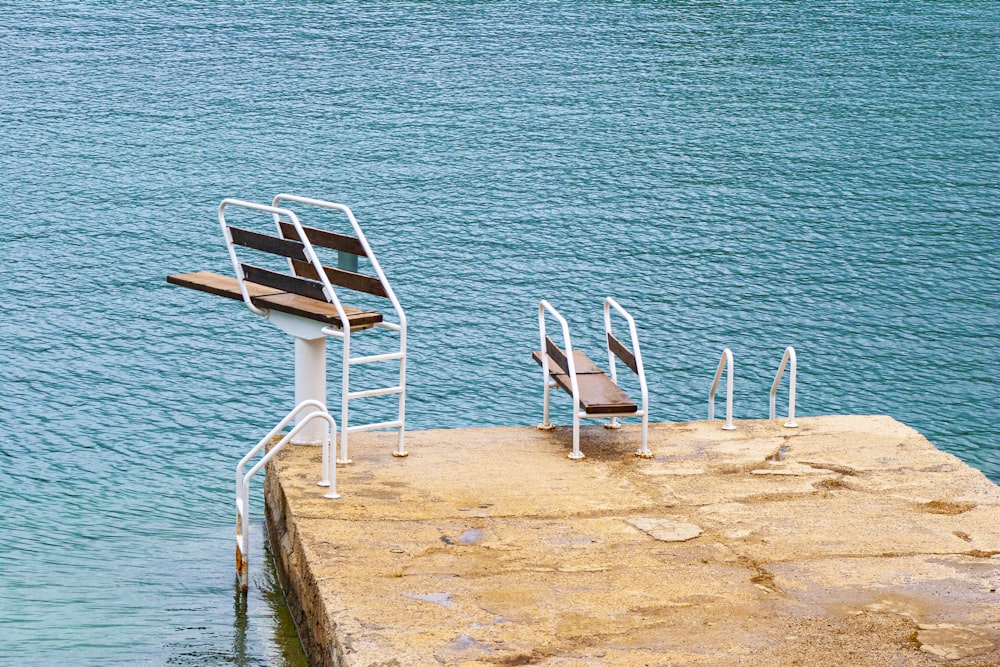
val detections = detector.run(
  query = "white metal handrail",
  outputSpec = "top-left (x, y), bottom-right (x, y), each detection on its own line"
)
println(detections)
top-left (272, 194), bottom-right (407, 328)
top-left (218, 198), bottom-right (352, 327)
top-left (273, 194), bottom-right (408, 462)
top-left (603, 297), bottom-right (651, 458)
top-left (218, 199), bottom-right (294, 318)
top-left (708, 348), bottom-right (736, 430)
top-left (769, 346), bottom-right (798, 428)
top-left (538, 300), bottom-right (582, 457)
top-left (235, 400), bottom-right (338, 592)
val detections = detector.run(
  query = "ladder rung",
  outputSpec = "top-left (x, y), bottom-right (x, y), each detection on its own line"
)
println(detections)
top-left (348, 351), bottom-right (404, 365)
top-left (347, 385), bottom-right (403, 399)
top-left (346, 420), bottom-right (403, 433)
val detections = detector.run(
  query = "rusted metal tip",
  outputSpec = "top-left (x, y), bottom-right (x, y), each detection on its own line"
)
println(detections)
top-left (236, 545), bottom-right (248, 591)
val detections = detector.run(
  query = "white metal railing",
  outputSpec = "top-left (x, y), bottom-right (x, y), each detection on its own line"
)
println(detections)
top-left (538, 299), bottom-right (650, 460)
top-left (235, 400), bottom-right (338, 592)
top-left (769, 346), bottom-right (798, 428)
top-left (708, 348), bottom-right (736, 430)
top-left (218, 198), bottom-right (359, 446)
top-left (219, 199), bottom-right (301, 318)
top-left (603, 297), bottom-right (651, 458)
top-left (272, 195), bottom-right (408, 462)
top-left (538, 300), bottom-right (581, 457)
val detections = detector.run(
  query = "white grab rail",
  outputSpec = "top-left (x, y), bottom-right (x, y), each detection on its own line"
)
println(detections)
top-left (708, 348), bottom-right (736, 430)
top-left (235, 400), bottom-right (338, 592)
top-left (769, 346), bottom-right (798, 428)
top-left (603, 297), bottom-right (651, 458)
top-left (537, 300), bottom-right (583, 458)
top-left (273, 194), bottom-right (408, 461)
top-left (218, 199), bottom-right (303, 318)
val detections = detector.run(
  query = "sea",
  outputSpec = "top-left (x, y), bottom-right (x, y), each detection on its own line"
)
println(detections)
top-left (1, 2), bottom-right (996, 664)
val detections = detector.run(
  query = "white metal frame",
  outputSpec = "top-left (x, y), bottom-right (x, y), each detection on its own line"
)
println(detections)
top-left (603, 297), bottom-right (651, 458)
top-left (219, 198), bottom-right (336, 443)
top-left (216, 196), bottom-right (407, 457)
top-left (708, 348), bottom-right (736, 430)
top-left (537, 299), bottom-right (650, 460)
top-left (769, 346), bottom-right (798, 428)
top-left (235, 400), bottom-right (338, 592)
top-left (271, 194), bottom-right (408, 462)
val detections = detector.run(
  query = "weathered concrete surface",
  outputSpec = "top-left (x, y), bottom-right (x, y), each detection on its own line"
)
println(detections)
top-left (264, 416), bottom-right (1000, 666)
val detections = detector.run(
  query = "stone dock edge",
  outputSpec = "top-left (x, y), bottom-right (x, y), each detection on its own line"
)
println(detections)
top-left (264, 416), bottom-right (1000, 666)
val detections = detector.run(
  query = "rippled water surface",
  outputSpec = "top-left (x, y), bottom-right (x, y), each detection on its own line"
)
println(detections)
top-left (1, 2), bottom-right (996, 664)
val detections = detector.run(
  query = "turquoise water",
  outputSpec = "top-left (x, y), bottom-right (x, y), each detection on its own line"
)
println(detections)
top-left (1, 2), bottom-right (996, 664)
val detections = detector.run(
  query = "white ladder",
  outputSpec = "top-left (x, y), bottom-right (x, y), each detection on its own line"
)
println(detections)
top-left (322, 321), bottom-right (407, 464)
top-left (271, 195), bottom-right (408, 462)
top-left (235, 400), bottom-right (338, 592)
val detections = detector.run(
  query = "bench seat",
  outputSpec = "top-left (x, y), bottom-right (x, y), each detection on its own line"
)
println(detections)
top-left (532, 349), bottom-right (637, 415)
top-left (167, 271), bottom-right (382, 330)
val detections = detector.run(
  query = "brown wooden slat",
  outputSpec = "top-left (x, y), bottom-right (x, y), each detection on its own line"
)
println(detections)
top-left (253, 292), bottom-right (382, 330)
top-left (166, 271), bottom-right (382, 330)
top-left (571, 374), bottom-right (638, 414)
top-left (532, 349), bottom-right (637, 414)
top-left (290, 259), bottom-right (389, 298)
top-left (544, 336), bottom-right (569, 375)
top-left (241, 264), bottom-right (327, 301)
top-left (279, 221), bottom-right (367, 257)
top-left (607, 333), bottom-right (639, 375)
top-left (229, 226), bottom-right (307, 260)
top-left (166, 271), bottom-right (282, 301)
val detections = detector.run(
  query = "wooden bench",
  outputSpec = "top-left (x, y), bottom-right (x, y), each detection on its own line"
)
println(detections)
top-left (167, 195), bottom-right (409, 460)
top-left (532, 344), bottom-right (637, 415)
top-left (167, 214), bottom-right (391, 331)
top-left (534, 299), bottom-right (650, 460)
top-left (167, 271), bottom-right (383, 330)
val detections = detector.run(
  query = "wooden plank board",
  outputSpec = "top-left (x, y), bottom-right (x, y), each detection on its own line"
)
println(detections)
top-left (254, 292), bottom-right (382, 330)
top-left (532, 349), bottom-right (637, 414)
top-left (166, 271), bottom-right (382, 330)
top-left (532, 349), bottom-right (604, 376)
top-left (279, 222), bottom-right (367, 257)
top-left (290, 259), bottom-right (389, 298)
top-left (607, 333), bottom-right (639, 375)
top-left (241, 264), bottom-right (327, 301)
top-left (166, 271), bottom-right (282, 300)
top-left (229, 226), bottom-right (307, 260)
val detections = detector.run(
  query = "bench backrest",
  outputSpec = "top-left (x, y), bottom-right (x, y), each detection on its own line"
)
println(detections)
top-left (226, 221), bottom-right (390, 302)
top-left (544, 335), bottom-right (570, 374)
top-left (607, 332), bottom-right (639, 375)
top-left (277, 222), bottom-right (389, 298)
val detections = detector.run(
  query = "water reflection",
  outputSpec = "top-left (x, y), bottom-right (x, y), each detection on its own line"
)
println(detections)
top-left (230, 532), bottom-right (308, 667)
top-left (259, 541), bottom-right (308, 667)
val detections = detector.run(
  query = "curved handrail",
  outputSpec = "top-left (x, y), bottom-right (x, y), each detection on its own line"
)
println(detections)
top-left (603, 297), bottom-right (651, 457)
top-left (271, 194), bottom-right (408, 333)
top-left (538, 300), bottom-right (584, 459)
top-left (236, 401), bottom-right (338, 592)
top-left (218, 198), bottom-right (355, 332)
top-left (218, 198), bottom-right (293, 317)
top-left (272, 195), bottom-right (408, 459)
top-left (769, 346), bottom-right (798, 428)
top-left (708, 348), bottom-right (736, 430)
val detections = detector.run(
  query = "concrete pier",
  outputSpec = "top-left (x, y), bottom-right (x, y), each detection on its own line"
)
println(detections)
top-left (264, 416), bottom-right (1000, 666)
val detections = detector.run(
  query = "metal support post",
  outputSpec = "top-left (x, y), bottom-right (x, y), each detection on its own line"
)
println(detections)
top-left (293, 336), bottom-right (327, 444)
